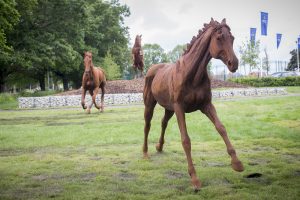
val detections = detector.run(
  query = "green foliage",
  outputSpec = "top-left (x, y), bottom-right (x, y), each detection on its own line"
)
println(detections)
top-left (239, 40), bottom-right (260, 71)
top-left (0, 93), bottom-right (18, 109)
top-left (19, 90), bottom-right (60, 97)
top-left (287, 49), bottom-right (300, 71)
top-left (229, 76), bottom-right (300, 87)
top-left (167, 44), bottom-right (186, 63)
top-left (0, 96), bottom-right (299, 199)
top-left (1, 0), bottom-right (130, 92)
top-left (102, 51), bottom-right (121, 80)
top-left (0, 0), bottom-right (20, 51)
top-left (0, 93), bottom-right (17, 104)
top-left (143, 43), bottom-right (169, 72)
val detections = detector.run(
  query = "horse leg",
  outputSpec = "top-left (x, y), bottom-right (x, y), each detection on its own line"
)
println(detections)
top-left (156, 109), bottom-right (174, 152)
top-left (143, 81), bottom-right (157, 158)
top-left (87, 90), bottom-right (93, 114)
top-left (92, 87), bottom-right (101, 110)
top-left (133, 67), bottom-right (138, 79)
top-left (81, 88), bottom-right (87, 110)
top-left (201, 103), bottom-right (244, 172)
top-left (100, 84), bottom-right (105, 112)
top-left (174, 104), bottom-right (201, 191)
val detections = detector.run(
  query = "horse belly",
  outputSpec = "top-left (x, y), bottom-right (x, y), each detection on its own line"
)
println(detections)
top-left (151, 72), bottom-right (173, 110)
top-left (184, 90), bottom-right (211, 112)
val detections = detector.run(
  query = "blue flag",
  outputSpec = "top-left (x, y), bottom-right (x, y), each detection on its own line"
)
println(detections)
top-left (261, 12), bottom-right (268, 36)
top-left (276, 33), bottom-right (282, 49)
top-left (298, 37), bottom-right (300, 49)
top-left (250, 28), bottom-right (256, 43)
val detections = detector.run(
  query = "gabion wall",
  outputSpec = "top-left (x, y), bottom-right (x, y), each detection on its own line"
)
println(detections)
top-left (18, 88), bottom-right (287, 109)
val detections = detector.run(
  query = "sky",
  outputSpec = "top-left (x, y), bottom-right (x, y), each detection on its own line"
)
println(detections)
top-left (119, 0), bottom-right (300, 66)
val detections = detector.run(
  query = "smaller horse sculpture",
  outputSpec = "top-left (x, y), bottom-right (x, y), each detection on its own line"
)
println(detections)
top-left (132, 34), bottom-right (144, 78)
top-left (143, 18), bottom-right (244, 191)
top-left (81, 51), bottom-right (106, 114)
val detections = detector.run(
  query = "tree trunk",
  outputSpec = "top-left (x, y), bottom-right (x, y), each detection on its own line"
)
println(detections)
top-left (0, 82), bottom-right (5, 93)
top-left (62, 76), bottom-right (69, 91)
top-left (0, 71), bottom-right (6, 93)
top-left (39, 76), bottom-right (46, 91)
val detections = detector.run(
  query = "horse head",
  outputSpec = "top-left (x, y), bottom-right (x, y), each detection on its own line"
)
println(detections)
top-left (135, 34), bottom-right (142, 47)
top-left (209, 18), bottom-right (238, 72)
top-left (84, 51), bottom-right (93, 77)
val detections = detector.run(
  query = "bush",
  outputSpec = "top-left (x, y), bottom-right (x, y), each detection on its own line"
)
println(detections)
top-left (0, 93), bottom-right (17, 104)
top-left (229, 77), bottom-right (300, 87)
top-left (19, 90), bottom-right (60, 97)
top-left (0, 93), bottom-right (18, 109)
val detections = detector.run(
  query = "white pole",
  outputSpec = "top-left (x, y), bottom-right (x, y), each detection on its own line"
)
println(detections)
top-left (297, 40), bottom-right (300, 72)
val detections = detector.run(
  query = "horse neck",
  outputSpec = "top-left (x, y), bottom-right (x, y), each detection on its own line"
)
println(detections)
top-left (181, 28), bottom-right (214, 86)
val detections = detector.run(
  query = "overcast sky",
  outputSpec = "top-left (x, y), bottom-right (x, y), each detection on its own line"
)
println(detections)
top-left (120, 0), bottom-right (300, 64)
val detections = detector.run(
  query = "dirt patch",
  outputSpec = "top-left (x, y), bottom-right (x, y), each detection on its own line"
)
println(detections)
top-left (245, 173), bottom-right (262, 178)
top-left (202, 161), bottom-right (227, 167)
top-left (116, 171), bottom-right (136, 181)
top-left (45, 122), bottom-right (84, 126)
top-left (203, 178), bottom-right (232, 187)
top-left (243, 173), bottom-right (271, 185)
top-left (56, 78), bottom-right (247, 95)
top-left (166, 171), bottom-right (186, 179)
top-left (248, 158), bottom-right (271, 166)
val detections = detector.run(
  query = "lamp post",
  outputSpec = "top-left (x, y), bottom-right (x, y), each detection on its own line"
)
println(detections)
top-left (297, 39), bottom-right (300, 72)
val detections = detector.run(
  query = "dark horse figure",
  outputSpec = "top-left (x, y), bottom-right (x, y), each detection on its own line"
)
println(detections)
top-left (143, 18), bottom-right (244, 191)
top-left (132, 34), bottom-right (144, 78)
top-left (81, 51), bottom-right (106, 114)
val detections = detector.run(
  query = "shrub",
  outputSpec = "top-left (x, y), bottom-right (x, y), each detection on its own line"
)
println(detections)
top-left (228, 77), bottom-right (300, 87)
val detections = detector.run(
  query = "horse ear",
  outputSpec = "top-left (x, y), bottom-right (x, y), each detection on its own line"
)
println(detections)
top-left (210, 17), bottom-right (214, 23)
top-left (140, 34), bottom-right (142, 37)
top-left (221, 18), bottom-right (226, 24)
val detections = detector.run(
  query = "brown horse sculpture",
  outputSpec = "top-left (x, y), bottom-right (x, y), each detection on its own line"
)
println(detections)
top-left (132, 34), bottom-right (144, 78)
top-left (143, 18), bottom-right (244, 191)
top-left (81, 51), bottom-right (106, 114)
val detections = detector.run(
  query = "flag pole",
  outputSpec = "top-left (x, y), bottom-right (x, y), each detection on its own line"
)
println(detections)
top-left (297, 39), bottom-right (300, 72)
top-left (260, 11), bottom-right (268, 78)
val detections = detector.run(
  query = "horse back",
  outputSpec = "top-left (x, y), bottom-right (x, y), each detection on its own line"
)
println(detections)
top-left (94, 67), bottom-right (106, 86)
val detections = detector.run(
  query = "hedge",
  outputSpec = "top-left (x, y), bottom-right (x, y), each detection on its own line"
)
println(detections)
top-left (228, 77), bottom-right (300, 87)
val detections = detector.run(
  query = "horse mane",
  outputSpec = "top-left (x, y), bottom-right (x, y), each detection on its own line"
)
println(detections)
top-left (183, 18), bottom-right (229, 56)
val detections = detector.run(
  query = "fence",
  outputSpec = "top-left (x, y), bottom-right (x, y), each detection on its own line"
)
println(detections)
top-left (211, 60), bottom-right (289, 81)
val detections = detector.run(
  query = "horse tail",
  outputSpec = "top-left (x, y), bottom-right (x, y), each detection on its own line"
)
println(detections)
top-left (98, 67), bottom-right (107, 83)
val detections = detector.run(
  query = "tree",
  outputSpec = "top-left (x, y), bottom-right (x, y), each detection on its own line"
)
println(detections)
top-left (167, 44), bottom-right (186, 63)
top-left (83, 0), bottom-right (130, 73)
top-left (0, 0), bottom-right (20, 52)
top-left (262, 48), bottom-right (270, 74)
top-left (1, 0), bottom-right (131, 92)
top-left (0, 0), bottom-right (37, 92)
top-left (102, 51), bottom-right (121, 80)
top-left (287, 49), bottom-right (300, 71)
top-left (239, 40), bottom-right (260, 73)
top-left (143, 43), bottom-right (168, 72)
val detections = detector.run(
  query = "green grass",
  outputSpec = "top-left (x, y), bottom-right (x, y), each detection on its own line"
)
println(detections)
top-left (0, 91), bottom-right (61, 110)
top-left (285, 86), bottom-right (300, 93)
top-left (0, 96), bottom-right (300, 199)
top-left (0, 93), bottom-right (18, 110)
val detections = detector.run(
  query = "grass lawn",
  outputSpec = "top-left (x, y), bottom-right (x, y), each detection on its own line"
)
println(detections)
top-left (0, 95), bottom-right (299, 199)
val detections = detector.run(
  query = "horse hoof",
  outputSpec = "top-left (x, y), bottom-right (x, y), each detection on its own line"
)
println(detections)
top-left (87, 110), bottom-right (91, 114)
top-left (192, 179), bottom-right (202, 192)
top-left (143, 153), bottom-right (150, 159)
top-left (155, 143), bottom-right (163, 152)
top-left (232, 160), bottom-right (244, 172)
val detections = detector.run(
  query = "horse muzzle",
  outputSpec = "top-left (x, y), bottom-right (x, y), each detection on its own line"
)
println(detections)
top-left (227, 56), bottom-right (238, 73)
